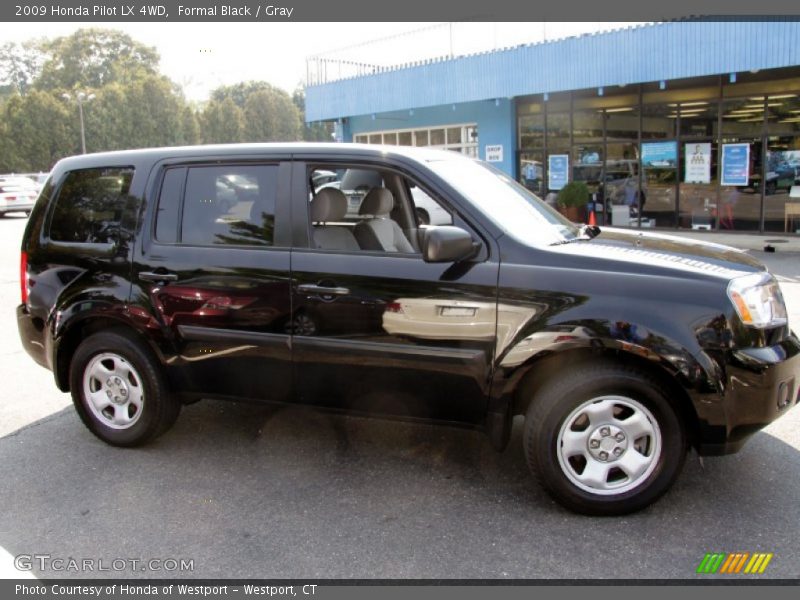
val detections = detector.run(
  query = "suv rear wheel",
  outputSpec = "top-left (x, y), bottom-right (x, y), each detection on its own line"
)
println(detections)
top-left (69, 331), bottom-right (180, 447)
top-left (523, 363), bottom-right (686, 515)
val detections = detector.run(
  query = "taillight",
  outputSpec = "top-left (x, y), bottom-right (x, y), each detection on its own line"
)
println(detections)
top-left (386, 302), bottom-right (404, 314)
top-left (20, 251), bottom-right (28, 304)
top-left (553, 335), bottom-right (578, 343)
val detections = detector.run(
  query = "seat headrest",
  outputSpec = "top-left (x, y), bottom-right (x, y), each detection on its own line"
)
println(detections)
top-left (359, 188), bottom-right (393, 217)
top-left (311, 188), bottom-right (348, 222)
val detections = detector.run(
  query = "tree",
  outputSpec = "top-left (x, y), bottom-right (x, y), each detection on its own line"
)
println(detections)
top-left (293, 86), bottom-right (334, 142)
top-left (36, 28), bottom-right (159, 91)
top-left (208, 81), bottom-right (302, 142)
top-left (84, 75), bottom-right (192, 152)
top-left (0, 90), bottom-right (74, 172)
top-left (201, 97), bottom-right (244, 144)
top-left (0, 29), bottom-right (208, 163)
top-left (0, 40), bottom-right (45, 95)
top-left (210, 81), bottom-right (275, 109)
top-left (179, 106), bottom-right (200, 145)
top-left (243, 89), bottom-right (302, 142)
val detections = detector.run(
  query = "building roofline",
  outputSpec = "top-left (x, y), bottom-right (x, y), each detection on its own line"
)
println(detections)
top-left (305, 20), bottom-right (800, 122)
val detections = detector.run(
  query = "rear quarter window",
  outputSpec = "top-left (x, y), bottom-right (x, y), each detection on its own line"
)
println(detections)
top-left (49, 167), bottom-right (135, 244)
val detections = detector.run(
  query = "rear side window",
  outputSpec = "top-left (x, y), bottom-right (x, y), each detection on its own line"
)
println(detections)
top-left (155, 164), bottom-right (277, 247)
top-left (49, 168), bottom-right (134, 244)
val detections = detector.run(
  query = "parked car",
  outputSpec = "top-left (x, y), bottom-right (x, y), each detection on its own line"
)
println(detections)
top-left (2, 172), bottom-right (49, 194)
top-left (0, 176), bottom-right (40, 216)
top-left (18, 143), bottom-right (799, 515)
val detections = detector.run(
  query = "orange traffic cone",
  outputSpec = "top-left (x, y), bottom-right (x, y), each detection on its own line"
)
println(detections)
top-left (588, 208), bottom-right (597, 226)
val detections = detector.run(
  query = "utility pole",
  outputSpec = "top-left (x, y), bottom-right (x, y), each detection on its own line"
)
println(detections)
top-left (62, 91), bottom-right (96, 154)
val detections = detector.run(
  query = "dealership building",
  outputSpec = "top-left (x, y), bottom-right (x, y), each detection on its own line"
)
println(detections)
top-left (305, 21), bottom-right (800, 234)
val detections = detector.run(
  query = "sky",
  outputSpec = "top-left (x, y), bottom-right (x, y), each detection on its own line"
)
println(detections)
top-left (4, 22), bottom-right (644, 102)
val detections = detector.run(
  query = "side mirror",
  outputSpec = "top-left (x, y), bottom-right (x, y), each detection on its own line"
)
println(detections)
top-left (421, 226), bottom-right (477, 263)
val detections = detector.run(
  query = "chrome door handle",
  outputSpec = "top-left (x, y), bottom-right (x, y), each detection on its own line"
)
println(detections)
top-left (139, 271), bottom-right (178, 283)
top-left (297, 284), bottom-right (350, 296)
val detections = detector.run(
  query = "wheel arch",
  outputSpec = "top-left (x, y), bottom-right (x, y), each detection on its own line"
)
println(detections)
top-left (54, 316), bottom-right (168, 393)
top-left (509, 348), bottom-right (702, 447)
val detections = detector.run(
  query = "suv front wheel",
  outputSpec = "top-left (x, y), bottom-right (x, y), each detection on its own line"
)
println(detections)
top-left (523, 363), bottom-right (687, 515)
top-left (69, 331), bottom-right (180, 447)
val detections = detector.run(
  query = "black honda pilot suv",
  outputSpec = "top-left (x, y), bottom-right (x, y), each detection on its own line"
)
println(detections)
top-left (18, 143), bottom-right (800, 515)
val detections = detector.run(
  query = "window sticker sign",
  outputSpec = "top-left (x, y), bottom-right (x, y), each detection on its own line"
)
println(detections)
top-left (721, 143), bottom-right (750, 186)
top-left (642, 141), bottom-right (677, 168)
top-left (485, 145), bottom-right (503, 162)
top-left (548, 154), bottom-right (569, 191)
top-left (685, 142), bottom-right (711, 184)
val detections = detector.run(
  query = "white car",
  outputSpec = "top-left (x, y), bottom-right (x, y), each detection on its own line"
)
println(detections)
top-left (0, 176), bottom-right (40, 217)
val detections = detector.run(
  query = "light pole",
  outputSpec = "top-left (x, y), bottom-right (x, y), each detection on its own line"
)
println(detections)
top-left (62, 91), bottom-right (95, 154)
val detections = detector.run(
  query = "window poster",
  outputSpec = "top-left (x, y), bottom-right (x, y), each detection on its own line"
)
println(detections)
top-left (685, 142), bottom-right (711, 184)
top-left (721, 143), bottom-right (750, 187)
top-left (642, 141), bottom-right (678, 168)
top-left (548, 154), bottom-right (569, 191)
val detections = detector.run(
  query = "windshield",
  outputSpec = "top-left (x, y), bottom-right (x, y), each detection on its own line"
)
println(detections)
top-left (427, 158), bottom-right (581, 246)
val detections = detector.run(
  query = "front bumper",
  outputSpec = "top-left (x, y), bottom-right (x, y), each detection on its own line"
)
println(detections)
top-left (697, 334), bottom-right (800, 455)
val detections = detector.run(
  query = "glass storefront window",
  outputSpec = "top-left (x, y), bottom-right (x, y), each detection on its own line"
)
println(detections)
top-left (678, 101), bottom-right (718, 138)
top-left (641, 140), bottom-right (678, 228)
top-left (515, 70), bottom-right (800, 233)
top-left (572, 111), bottom-right (603, 144)
top-left (398, 131), bottom-right (412, 146)
top-left (678, 142), bottom-right (718, 230)
top-left (605, 107), bottom-right (639, 142)
top-left (519, 114), bottom-right (544, 150)
top-left (764, 135), bottom-right (800, 232)
top-left (546, 113), bottom-right (570, 146)
top-left (572, 144), bottom-right (603, 196)
top-left (520, 150), bottom-right (545, 196)
top-left (767, 94), bottom-right (800, 135)
top-left (722, 99), bottom-right (764, 137)
top-left (641, 104), bottom-right (677, 139)
top-left (602, 142), bottom-right (640, 227)
top-left (718, 138), bottom-right (762, 231)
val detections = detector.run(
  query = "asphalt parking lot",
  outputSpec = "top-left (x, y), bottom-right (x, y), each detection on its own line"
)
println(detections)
top-left (1, 214), bottom-right (799, 580)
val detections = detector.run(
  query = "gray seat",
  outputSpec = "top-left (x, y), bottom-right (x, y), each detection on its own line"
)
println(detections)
top-left (354, 188), bottom-right (415, 253)
top-left (310, 188), bottom-right (360, 251)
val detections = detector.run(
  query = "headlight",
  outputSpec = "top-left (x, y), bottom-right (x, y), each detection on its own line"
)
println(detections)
top-left (727, 272), bottom-right (788, 328)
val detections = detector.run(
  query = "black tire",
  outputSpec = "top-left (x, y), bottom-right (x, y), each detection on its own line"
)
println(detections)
top-left (415, 208), bottom-right (430, 225)
top-left (283, 311), bottom-right (318, 336)
top-left (69, 331), bottom-right (180, 447)
top-left (523, 362), bottom-right (686, 515)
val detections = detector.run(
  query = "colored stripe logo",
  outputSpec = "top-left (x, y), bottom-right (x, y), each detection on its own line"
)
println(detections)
top-left (696, 552), bottom-right (773, 574)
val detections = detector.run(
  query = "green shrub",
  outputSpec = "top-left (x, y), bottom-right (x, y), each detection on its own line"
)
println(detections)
top-left (556, 181), bottom-right (590, 208)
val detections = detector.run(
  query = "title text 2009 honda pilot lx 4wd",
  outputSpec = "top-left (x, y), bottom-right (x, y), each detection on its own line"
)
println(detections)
top-left (17, 143), bottom-right (800, 515)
